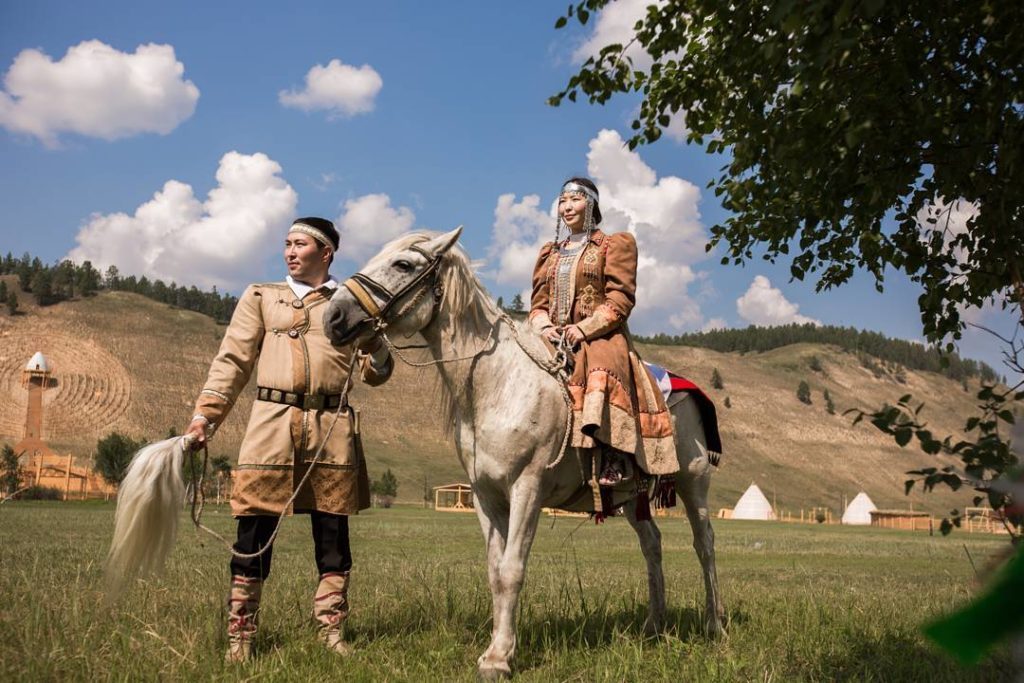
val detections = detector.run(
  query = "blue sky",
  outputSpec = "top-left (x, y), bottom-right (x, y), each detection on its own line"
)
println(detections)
top-left (0, 0), bottom-right (1014, 375)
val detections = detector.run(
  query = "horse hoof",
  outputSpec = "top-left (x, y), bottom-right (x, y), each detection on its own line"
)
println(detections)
top-left (477, 661), bottom-right (512, 681)
top-left (643, 617), bottom-right (664, 638)
top-left (705, 617), bottom-right (727, 639)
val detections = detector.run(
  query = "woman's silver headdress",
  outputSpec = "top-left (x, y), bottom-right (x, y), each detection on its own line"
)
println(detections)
top-left (553, 181), bottom-right (599, 244)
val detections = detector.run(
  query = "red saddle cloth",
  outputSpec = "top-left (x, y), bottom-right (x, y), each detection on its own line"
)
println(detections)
top-left (663, 370), bottom-right (723, 459)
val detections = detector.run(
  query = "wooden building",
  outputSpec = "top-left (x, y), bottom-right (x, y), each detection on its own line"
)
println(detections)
top-left (433, 483), bottom-right (474, 512)
top-left (870, 509), bottom-right (933, 531)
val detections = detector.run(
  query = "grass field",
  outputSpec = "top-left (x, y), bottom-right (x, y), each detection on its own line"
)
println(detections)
top-left (0, 502), bottom-right (1013, 682)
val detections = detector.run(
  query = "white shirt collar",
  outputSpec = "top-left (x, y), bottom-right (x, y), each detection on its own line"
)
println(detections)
top-left (287, 275), bottom-right (338, 300)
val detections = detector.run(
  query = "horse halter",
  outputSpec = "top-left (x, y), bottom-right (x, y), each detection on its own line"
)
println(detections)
top-left (342, 244), bottom-right (444, 330)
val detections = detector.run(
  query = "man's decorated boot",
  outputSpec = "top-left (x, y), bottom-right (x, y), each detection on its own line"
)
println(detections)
top-left (225, 575), bottom-right (262, 663)
top-left (313, 572), bottom-right (353, 655)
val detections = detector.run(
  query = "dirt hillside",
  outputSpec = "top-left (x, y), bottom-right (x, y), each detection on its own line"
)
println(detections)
top-left (0, 280), bottom-right (991, 514)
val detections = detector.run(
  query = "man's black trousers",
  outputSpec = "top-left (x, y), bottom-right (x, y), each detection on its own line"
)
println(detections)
top-left (230, 512), bottom-right (352, 579)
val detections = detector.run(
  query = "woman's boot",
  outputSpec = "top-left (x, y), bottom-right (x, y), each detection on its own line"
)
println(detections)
top-left (313, 572), bottom-right (353, 655)
top-left (225, 575), bottom-right (262, 663)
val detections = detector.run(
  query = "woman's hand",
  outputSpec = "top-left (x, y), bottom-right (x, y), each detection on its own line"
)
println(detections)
top-left (563, 325), bottom-right (585, 347)
top-left (542, 327), bottom-right (562, 343)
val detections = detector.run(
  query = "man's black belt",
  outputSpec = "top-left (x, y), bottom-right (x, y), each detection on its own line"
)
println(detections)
top-left (256, 386), bottom-right (345, 411)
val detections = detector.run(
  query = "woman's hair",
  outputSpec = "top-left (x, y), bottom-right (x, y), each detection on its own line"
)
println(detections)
top-left (563, 176), bottom-right (602, 224)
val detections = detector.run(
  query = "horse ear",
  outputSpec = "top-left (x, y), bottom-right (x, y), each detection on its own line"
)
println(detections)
top-left (421, 226), bottom-right (463, 257)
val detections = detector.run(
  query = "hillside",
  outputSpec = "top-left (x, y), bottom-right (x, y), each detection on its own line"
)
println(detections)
top-left (0, 281), bottom-right (996, 515)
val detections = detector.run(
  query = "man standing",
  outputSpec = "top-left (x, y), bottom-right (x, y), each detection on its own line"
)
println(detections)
top-left (184, 217), bottom-right (391, 662)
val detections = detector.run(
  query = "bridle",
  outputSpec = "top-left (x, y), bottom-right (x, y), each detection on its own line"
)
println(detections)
top-left (342, 243), bottom-right (444, 332)
top-left (340, 238), bottom-right (576, 471)
top-left (340, 241), bottom-right (494, 368)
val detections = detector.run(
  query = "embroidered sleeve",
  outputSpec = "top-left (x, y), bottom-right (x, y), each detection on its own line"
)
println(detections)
top-left (528, 242), bottom-right (556, 334)
top-left (192, 285), bottom-right (265, 429)
top-left (575, 232), bottom-right (637, 340)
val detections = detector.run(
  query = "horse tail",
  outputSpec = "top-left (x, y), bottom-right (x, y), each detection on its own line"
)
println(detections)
top-left (105, 436), bottom-right (187, 599)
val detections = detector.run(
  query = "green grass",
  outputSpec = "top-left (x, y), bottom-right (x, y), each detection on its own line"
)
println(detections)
top-left (0, 502), bottom-right (1014, 681)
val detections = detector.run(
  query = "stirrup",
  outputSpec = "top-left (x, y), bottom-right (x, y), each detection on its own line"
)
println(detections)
top-left (598, 455), bottom-right (633, 487)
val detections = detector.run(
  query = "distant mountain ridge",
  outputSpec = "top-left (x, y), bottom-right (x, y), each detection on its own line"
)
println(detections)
top-left (4, 251), bottom-right (997, 385)
top-left (0, 280), bottom-right (987, 516)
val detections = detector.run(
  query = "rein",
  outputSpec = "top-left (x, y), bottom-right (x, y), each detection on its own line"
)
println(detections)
top-left (340, 243), bottom-right (574, 469)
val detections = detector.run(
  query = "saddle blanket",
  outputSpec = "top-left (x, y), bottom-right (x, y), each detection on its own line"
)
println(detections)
top-left (644, 362), bottom-right (723, 457)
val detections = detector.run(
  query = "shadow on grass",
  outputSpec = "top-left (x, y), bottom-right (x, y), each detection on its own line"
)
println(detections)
top-left (816, 629), bottom-right (1012, 683)
top-left (513, 604), bottom-right (734, 671)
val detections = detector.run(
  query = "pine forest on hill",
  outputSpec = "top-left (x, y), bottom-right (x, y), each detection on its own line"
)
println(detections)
top-left (0, 260), bottom-right (1005, 518)
top-left (0, 251), bottom-right (238, 323)
top-left (636, 324), bottom-right (999, 384)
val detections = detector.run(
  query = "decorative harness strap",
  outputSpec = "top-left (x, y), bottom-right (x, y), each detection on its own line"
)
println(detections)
top-left (343, 276), bottom-right (383, 318)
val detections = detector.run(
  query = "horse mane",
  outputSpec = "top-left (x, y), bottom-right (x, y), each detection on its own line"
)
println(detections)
top-left (370, 231), bottom-right (503, 433)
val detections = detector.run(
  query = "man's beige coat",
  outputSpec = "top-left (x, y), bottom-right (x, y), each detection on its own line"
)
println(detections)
top-left (193, 282), bottom-right (391, 516)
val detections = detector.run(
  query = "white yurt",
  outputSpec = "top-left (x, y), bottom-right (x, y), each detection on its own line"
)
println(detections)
top-left (731, 483), bottom-right (776, 520)
top-left (841, 491), bottom-right (877, 525)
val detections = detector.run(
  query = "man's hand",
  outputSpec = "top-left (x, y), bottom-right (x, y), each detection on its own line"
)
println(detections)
top-left (357, 335), bottom-right (383, 354)
top-left (563, 324), bottom-right (585, 347)
top-left (184, 417), bottom-right (209, 451)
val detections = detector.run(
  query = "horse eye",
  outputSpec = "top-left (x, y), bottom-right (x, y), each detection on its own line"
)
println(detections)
top-left (393, 259), bottom-right (413, 273)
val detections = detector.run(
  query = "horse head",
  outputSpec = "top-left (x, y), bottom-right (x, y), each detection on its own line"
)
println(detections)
top-left (323, 226), bottom-right (463, 347)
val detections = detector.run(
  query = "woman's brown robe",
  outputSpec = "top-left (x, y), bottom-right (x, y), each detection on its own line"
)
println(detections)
top-left (529, 229), bottom-right (677, 475)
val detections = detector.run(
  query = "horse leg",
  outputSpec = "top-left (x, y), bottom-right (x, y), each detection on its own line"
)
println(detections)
top-left (622, 497), bottom-right (667, 635)
top-left (472, 490), bottom-right (509, 663)
top-left (476, 477), bottom-right (543, 680)
top-left (677, 464), bottom-right (726, 637)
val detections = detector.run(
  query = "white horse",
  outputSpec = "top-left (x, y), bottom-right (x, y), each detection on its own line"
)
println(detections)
top-left (324, 227), bottom-right (725, 679)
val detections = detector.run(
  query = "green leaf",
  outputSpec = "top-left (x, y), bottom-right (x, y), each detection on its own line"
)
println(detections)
top-left (924, 546), bottom-right (1024, 664)
top-left (554, 16), bottom-right (568, 29)
top-left (895, 428), bottom-right (913, 447)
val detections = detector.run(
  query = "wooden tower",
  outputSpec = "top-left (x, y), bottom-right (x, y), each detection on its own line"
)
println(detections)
top-left (20, 351), bottom-right (52, 442)
top-left (13, 352), bottom-right (116, 500)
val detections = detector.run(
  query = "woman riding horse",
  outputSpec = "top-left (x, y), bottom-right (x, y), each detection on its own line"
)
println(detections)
top-left (529, 177), bottom-right (675, 486)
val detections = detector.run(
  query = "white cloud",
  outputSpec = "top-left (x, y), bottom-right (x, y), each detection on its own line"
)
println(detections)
top-left (312, 172), bottom-right (342, 191)
top-left (488, 193), bottom-right (553, 285)
top-left (662, 109), bottom-right (689, 143)
top-left (67, 152), bottom-right (297, 289)
top-left (279, 59), bottom-right (382, 118)
top-left (336, 193), bottom-right (416, 263)
top-left (487, 128), bottom-right (712, 332)
top-left (916, 196), bottom-right (979, 266)
top-left (702, 317), bottom-right (727, 332)
top-left (736, 276), bottom-right (820, 326)
top-left (915, 197), bottom-right (996, 328)
top-left (0, 40), bottom-right (198, 147)
top-left (572, 0), bottom-right (660, 70)
top-left (577, 2), bottom-right (697, 146)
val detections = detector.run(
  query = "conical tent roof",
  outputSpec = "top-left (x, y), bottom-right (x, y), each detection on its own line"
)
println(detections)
top-left (732, 483), bottom-right (776, 520)
top-left (25, 351), bottom-right (49, 372)
top-left (841, 492), bottom-right (877, 525)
